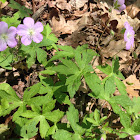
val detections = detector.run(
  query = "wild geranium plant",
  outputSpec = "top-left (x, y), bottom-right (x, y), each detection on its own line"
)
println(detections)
top-left (0, 2), bottom-right (139, 140)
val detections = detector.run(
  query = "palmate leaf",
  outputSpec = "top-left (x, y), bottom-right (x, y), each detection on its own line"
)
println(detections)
top-left (0, 48), bottom-right (14, 70)
top-left (21, 92), bottom-right (64, 139)
top-left (0, 83), bottom-right (22, 117)
top-left (66, 74), bottom-right (81, 98)
top-left (48, 44), bottom-right (89, 62)
top-left (1, 12), bottom-right (21, 27)
top-left (84, 72), bottom-right (104, 97)
top-left (52, 129), bottom-right (73, 140)
top-left (9, 0), bottom-right (33, 18)
top-left (23, 82), bottom-right (42, 101)
top-left (130, 97), bottom-right (140, 114)
top-left (66, 104), bottom-right (85, 135)
top-left (50, 47), bottom-right (96, 98)
top-left (110, 95), bottom-right (133, 109)
top-left (97, 57), bottom-right (127, 97)
top-left (75, 49), bottom-right (98, 70)
top-left (0, 83), bottom-right (20, 100)
top-left (20, 121), bottom-right (38, 139)
top-left (120, 112), bottom-right (131, 129)
top-left (97, 57), bottom-right (125, 80)
top-left (104, 76), bottom-right (116, 99)
top-left (39, 75), bottom-right (71, 105)
top-left (131, 118), bottom-right (140, 132)
top-left (42, 24), bottom-right (58, 44)
top-left (36, 47), bottom-right (47, 66)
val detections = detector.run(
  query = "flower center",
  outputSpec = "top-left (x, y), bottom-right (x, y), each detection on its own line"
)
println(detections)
top-left (127, 32), bottom-right (132, 39)
top-left (27, 28), bottom-right (35, 36)
top-left (1, 33), bottom-right (8, 41)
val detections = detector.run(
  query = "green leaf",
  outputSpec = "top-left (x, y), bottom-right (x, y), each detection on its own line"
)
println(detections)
top-left (66, 104), bottom-right (85, 135)
top-left (120, 112), bottom-right (131, 128)
top-left (42, 24), bottom-right (58, 45)
top-left (0, 48), bottom-right (13, 70)
top-left (43, 100), bottom-right (56, 113)
top-left (53, 88), bottom-right (71, 105)
top-left (21, 44), bottom-right (36, 68)
top-left (49, 45), bottom-right (74, 62)
top-left (72, 133), bottom-right (82, 140)
top-left (112, 57), bottom-right (120, 74)
top-left (21, 110), bottom-right (39, 118)
top-left (60, 59), bottom-right (80, 74)
top-left (13, 104), bottom-right (26, 121)
top-left (9, 0), bottom-right (33, 18)
top-left (93, 109), bottom-right (100, 124)
top-left (20, 121), bottom-right (38, 139)
top-left (100, 116), bottom-right (108, 124)
top-left (1, 12), bottom-right (21, 27)
top-left (23, 82), bottom-right (42, 101)
top-left (84, 72), bottom-right (104, 97)
top-left (0, 0), bottom-right (7, 3)
top-left (47, 124), bottom-right (57, 136)
top-left (110, 103), bottom-right (123, 114)
top-left (39, 116), bottom-right (50, 138)
top-left (110, 95), bottom-right (133, 109)
top-left (0, 83), bottom-right (20, 100)
top-left (114, 78), bottom-right (127, 95)
top-left (97, 64), bottom-right (112, 75)
top-left (130, 97), bottom-right (140, 114)
top-left (86, 118), bottom-right (98, 126)
top-left (45, 24), bottom-right (52, 37)
top-left (52, 130), bottom-right (72, 140)
top-left (36, 47), bottom-right (47, 66)
top-left (0, 102), bottom-right (20, 117)
top-left (45, 109), bottom-right (64, 123)
top-left (28, 95), bottom-right (53, 107)
top-left (104, 76), bottom-right (116, 98)
top-left (131, 118), bottom-right (140, 132)
top-left (66, 74), bottom-right (81, 98)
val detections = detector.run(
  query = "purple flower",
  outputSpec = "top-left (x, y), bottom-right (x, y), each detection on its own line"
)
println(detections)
top-left (114, 0), bottom-right (126, 12)
top-left (0, 22), bottom-right (17, 51)
top-left (101, 137), bottom-right (104, 140)
top-left (124, 22), bottom-right (135, 50)
top-left (133, 135), bottom-right (140, 140)
top-left (17, 17), bottom-right (43, 46)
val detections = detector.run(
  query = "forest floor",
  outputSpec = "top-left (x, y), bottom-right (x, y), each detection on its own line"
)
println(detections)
top-left (0, 0), bottom-right (140, 139)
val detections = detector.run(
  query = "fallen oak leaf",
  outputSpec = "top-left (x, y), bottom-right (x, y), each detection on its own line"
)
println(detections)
top-left (123, 75), bottom-right (140, 97)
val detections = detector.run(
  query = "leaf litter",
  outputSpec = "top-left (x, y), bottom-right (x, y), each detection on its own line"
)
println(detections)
top-left (0, 0), bottom-right (140, 139)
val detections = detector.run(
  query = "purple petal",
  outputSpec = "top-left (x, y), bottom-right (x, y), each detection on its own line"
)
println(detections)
top-left (7, 26), bottom-right (17, 37)
top-left (33, 33), bottom-right (43, 43)
top-left (7, 37), bottom-right (17, 48)
top-left (124, 22), bottom-right (132, 30)
top-left (126, 41), bottom-right (131, 50)
top-left (17, 24), bottom-right (28, 36)
top-left (134, 135), bottom-right (140, 140)
top-left (124, 30), bottom-right (129, 42)
top-left (23, 17), bottom-right (35, 28)
top-left (21, 35), bottom-right (32, 46)
top-left (0, 22), bottom-right (8, 34)
top-left (119, 4), bottom-right (126, 12)
top-left (114, 0), bottom-right (125, 6)
top-left (101, 137), bottom-right (104, 140)
top-left (0, 39), bottom-right (7, 51)
top-left (34, 22), bottom-right (43, 33)
top-left (118, 0), bottom-right (125, 6)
